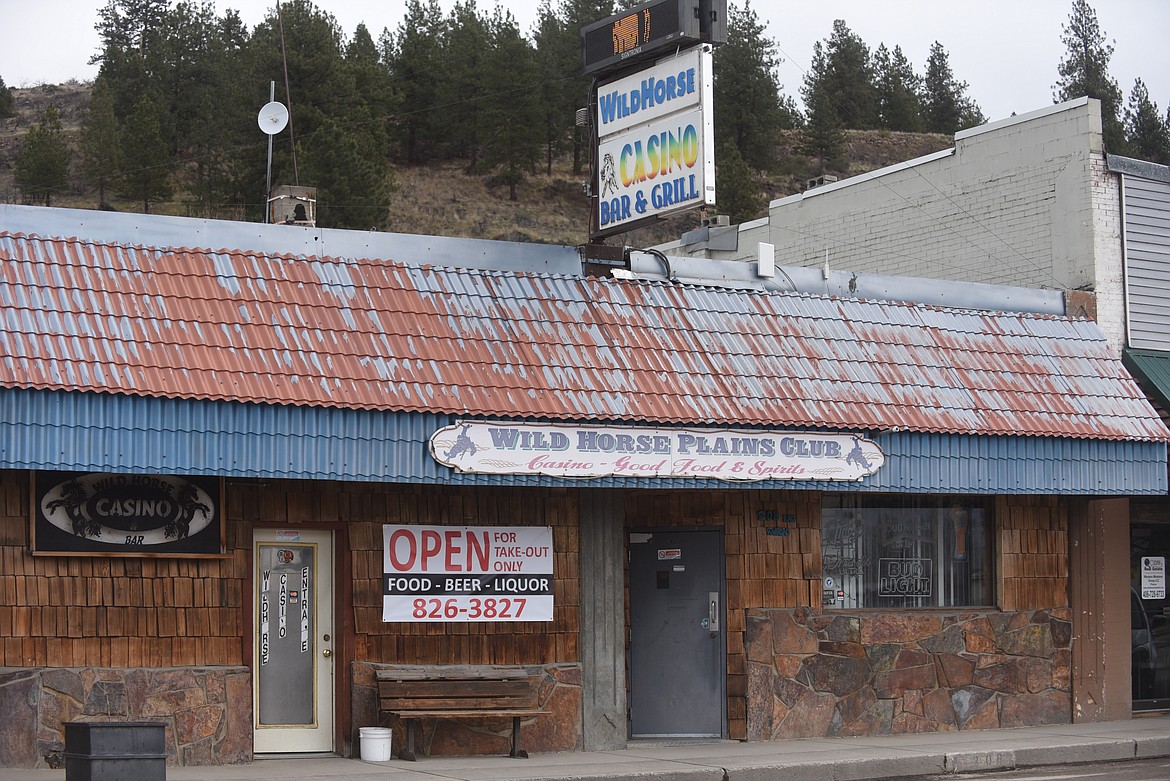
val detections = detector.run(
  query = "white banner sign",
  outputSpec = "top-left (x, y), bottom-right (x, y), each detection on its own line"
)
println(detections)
top-left (1142, 556), bottom-right (1166, 600)
top-left (430, 422), bottom-right (885, 481)
top-left (382, 525), bottom-right (553, 622)
top-left (595, 46), bottom-right (714, 234)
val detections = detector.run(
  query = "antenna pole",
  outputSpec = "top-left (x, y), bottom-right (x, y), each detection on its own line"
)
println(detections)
top-left (264, 81), bottom-right (275, 224)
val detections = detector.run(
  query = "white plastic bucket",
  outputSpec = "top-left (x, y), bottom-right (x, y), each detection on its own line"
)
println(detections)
top-left (359, 726), bottom-right (392, 761)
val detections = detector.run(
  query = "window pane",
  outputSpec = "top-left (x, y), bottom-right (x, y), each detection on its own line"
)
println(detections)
top-left (821, 496), bottom-right (992, 609)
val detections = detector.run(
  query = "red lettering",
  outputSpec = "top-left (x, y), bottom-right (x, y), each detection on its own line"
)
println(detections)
top-left (388, 529), bottom-right (417, 571)
top-left (444, 530), bottom-right (462, 571)
top-left (466, 531), bottom-right (490, 572)
top-left (421, 530), bottom-right (442, 570)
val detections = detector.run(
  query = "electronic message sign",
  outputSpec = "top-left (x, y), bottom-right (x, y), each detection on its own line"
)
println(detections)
top-left (581, 0), bottom-right (701, 76)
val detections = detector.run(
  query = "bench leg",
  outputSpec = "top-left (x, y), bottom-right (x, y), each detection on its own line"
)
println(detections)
top-left (399, 719), bottom-right (418, 761)
top-left (508, 716), bottom-right (528, 759)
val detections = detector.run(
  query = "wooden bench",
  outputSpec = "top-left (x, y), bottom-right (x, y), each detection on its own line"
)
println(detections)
top-left (375, 667), bottom-right (543, 761)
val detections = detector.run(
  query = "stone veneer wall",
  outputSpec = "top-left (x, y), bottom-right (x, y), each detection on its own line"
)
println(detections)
top-left (745, 608), bottom-right (1072, 739)
top-left (0, 666), bottom-right (251, 768)
top-left (351, 662), bottom-right (582, 757)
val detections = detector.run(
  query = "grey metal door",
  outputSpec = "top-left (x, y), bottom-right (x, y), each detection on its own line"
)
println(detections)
top-left (628, 528), bottom-right (725, 737)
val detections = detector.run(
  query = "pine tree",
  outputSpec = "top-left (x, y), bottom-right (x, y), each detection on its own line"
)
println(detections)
top-left (1124, 79), bottom-right (1170, 165)
top-left (798, 88), bottom-right (846, 172)
top-left (343, 23), bottom-right (398, 160)
top-left (715, 141), bottom-right (762, 224)
top-left (532, 0), bottom-right (577, 176)
top-left (439, 1), bottom-right (492, 168)
top-left (479, 8), bottom-right (542, 201)
top-left (0, 74), bottom-right (14, 119)
top-left (79, 78), bottom-right (120, 206)
top-left (388, 0), bottom-right (448, 163)
top-left (14, 105), bottom-right (72, 206)
top-left (802, 20), bottom-right (878, 130)
top-left (921, 41), bottom-right (985, 134)
top-left (1055, 0), bottom-right (1126, 153)
top-left (874, 44), bottom-right (922, 132)
top-left (187, 10), bottom-right (255, 219)
top-left (300, 118), bottom-right (393, 230)
top-left (248, 0), bottom-right (356, 140)
top-left (116, 95), bottom-right (173, 212)
top-left (560, 0), bottom-right (615, 175)
top-left (91, 0), bottom-right (171, 122)
top-left (713, 1), bottom-right (798, 172)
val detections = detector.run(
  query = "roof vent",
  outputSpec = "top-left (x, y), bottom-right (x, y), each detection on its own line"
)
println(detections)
top-left (806, 174), bottom-right (838, 191)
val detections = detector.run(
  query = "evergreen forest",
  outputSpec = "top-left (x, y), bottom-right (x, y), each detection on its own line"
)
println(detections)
top-left (2, 0), bottom-right (1168, 233)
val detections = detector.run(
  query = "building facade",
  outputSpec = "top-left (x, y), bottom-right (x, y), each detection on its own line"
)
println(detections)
top-left (0, 205), bottom-right (1167, 767)
top-left (659, 96), bottom-right (1170, 712)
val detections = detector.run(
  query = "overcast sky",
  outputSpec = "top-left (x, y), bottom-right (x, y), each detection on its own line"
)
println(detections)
top-left (1, 0), bottom-right (1166, 124)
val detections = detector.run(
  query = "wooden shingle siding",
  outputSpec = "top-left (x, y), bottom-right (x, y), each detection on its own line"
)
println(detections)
top-left (344, 484), bottom-right (581, 666)
top-left (0, 471), bottom-right (246, 668)
top-left (2, 472), bottom-right (582, 670)
top-left (997, 495), bottom-right (1069, 611)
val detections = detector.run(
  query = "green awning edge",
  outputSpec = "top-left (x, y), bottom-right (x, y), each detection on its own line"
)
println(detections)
top-left (1124, 348), bottom-right (1170, 415)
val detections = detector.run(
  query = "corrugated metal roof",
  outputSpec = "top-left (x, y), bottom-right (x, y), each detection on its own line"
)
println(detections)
top-left (2, 388), bottom-right (1165, 494)
top-left (1, 230), bottom-right (1167, 442)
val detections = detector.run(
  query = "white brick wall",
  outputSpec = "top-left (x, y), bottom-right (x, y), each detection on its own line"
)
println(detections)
top-left (1090, 155), bottom-right (1126, 354)
top-left (665, 99), bottom-right (1124, 331)
top-left (760, 101), bottom-right (1102, 291)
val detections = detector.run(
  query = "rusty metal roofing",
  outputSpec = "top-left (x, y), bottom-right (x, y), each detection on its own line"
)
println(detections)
top-left (1, 230), bottom-right (1167, 442)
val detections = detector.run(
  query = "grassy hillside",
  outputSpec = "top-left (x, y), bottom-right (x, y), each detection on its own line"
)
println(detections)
top-left (0, 82), bottom-right (953, 248)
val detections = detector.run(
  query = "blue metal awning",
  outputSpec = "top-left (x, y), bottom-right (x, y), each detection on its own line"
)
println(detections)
top-left (2, 388), bottom-right (1164, 495)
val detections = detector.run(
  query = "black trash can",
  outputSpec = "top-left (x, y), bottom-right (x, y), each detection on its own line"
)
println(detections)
top-left (63, 721), bottom-right (167, 781)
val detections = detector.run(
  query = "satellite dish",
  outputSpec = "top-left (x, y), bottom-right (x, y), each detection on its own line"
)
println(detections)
top-left (257, 101), bottom-right (289, 135)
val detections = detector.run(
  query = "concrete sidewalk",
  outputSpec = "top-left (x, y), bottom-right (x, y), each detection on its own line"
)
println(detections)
top-left (2, 716), bottom-right (1169, 781)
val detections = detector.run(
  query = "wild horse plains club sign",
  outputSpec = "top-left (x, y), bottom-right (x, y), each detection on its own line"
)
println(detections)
top-left (430, 423), bottom-right (885, 481)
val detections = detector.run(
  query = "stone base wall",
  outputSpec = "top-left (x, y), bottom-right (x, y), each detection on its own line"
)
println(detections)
top-left (351, 662), bottom-right (583, 757)
top-left (0, 666), bottom-right (251, 768)
top-left (744, 608), bottom-right (1072, 739)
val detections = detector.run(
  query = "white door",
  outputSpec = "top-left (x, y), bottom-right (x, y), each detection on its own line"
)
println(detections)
top-left (253, 529), bottom-right (335, 753)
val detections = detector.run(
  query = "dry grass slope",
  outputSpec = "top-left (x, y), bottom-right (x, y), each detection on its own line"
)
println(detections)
top-left (1, 82), bottom-right (953, 249)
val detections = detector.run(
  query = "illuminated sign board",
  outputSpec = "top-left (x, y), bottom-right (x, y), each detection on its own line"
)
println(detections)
top-left (593, 47), bottom-right (715, 237)
top-left (581, 0), bottom-right (701, 76)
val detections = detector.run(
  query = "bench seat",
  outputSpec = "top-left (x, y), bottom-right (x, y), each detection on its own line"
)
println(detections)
top-left (376, 668), bottom-right (543, 760)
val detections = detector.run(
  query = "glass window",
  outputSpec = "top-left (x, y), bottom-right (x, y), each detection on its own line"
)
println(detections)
top-left (1131, 517), bottom-right (1170, 709)
top-left (821, 495), bottom-right (992, 609)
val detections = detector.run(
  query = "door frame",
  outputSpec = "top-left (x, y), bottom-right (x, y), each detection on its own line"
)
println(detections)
top-left (246, 522), bottom-right (352, 755)
top-left (626, 524), bottom-right (727, 738)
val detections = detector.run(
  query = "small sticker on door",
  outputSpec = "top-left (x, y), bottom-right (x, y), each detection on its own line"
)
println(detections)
top-left (658, 549), bottom-right (682, 560)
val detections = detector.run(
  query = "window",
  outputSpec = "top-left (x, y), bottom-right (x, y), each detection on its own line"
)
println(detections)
top-left (821, 495), bottom-right (992, 609)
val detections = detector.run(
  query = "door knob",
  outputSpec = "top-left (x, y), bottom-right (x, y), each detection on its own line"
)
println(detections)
top-left (322, 649), bottom-right (332, 658)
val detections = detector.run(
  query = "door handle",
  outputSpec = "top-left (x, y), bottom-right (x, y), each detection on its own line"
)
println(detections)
top-left (322, 649), bottom-right (332, 658)
top-left (708, 592), bottom-right (719, 633)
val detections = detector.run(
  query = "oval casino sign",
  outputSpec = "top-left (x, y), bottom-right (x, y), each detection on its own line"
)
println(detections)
top-left (40, 473), bottom-right (216, 547)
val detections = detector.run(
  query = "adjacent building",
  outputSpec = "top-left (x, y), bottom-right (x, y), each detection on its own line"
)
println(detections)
top-left (659, 95), bottom-right (1170, 712)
